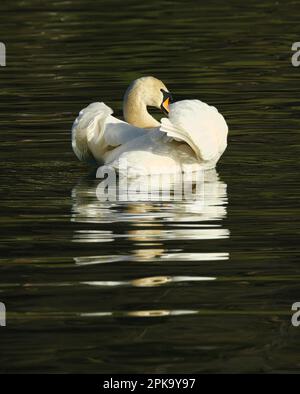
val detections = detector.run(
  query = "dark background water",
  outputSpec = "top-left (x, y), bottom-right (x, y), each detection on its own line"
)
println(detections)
top-left (0, 0), bottom-right (300, 373)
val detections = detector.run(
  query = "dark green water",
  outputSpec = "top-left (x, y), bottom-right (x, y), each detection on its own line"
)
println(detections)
top-left (0, 0), bottom-right (300, 373)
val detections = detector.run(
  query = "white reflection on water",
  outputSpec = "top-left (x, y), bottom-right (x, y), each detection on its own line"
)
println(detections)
top-left (74, 252), bottom-right (229, 266)
top-left (72, 169), bottom-right (227, 224)
top-left (81, 310), bottom-right (199, 318)
top-left (81, 275), bottom-right (216, 288)
top-left (71, 169), bottom-right (228, 263)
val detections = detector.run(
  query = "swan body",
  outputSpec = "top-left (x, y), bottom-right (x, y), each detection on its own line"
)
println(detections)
top-left (72, 77), bottom-right (228, 175)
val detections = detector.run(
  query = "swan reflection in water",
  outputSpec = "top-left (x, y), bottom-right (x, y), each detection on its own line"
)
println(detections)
top-left (71, 169), bottom-right (229, 316)
top-left (72, 168), bottom-right (227, 219)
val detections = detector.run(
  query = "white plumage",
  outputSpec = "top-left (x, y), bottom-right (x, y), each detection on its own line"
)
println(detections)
top-left (160, 100), bottom-right (228, 162)
top-left (72, 77), bottom-right (228, 175)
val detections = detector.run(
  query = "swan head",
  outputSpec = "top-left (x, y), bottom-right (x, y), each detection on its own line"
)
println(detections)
top-left (123, 76), bottom-right (173, 128)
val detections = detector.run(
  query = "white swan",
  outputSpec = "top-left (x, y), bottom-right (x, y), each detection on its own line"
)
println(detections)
top-left (72, 76), bottom-right (228, 175)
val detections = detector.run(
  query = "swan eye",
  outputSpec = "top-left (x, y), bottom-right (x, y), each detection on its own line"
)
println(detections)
top-left (160, 89), bottom-right (173, 115)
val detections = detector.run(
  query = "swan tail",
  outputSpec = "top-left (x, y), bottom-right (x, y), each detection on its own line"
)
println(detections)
top-left (72, 102), bottom-right (113, 163)
top-left (160, 100), bottom-right (228, 162)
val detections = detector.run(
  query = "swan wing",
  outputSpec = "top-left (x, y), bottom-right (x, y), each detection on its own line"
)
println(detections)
top-left (72, 102), bottom-right (113, 163)
top-left (72, 102), bottom-right (147, 164)
top-left (160, 100), bottom-right (228, 162)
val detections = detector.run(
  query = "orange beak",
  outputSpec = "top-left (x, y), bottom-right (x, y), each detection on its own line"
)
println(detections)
top-left (160, 89), bottom-right (173, 115)
top-left (162, 97), bottom-right (170, 114)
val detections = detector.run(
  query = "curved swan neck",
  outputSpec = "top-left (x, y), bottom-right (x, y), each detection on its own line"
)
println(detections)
top-left (123, 82), bottom-right (160, 128)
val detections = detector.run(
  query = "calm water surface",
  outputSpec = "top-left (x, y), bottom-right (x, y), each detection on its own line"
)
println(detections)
top-left (0, 0), bottom-right (300, 373)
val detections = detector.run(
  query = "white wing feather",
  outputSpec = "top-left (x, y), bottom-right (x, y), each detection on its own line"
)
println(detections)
top-left (72, 102), bottom-right (113, 163)
top-left (160, 100), bottom-right (228, 162)
top-left (72, 102), bottom-right (147, 163)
